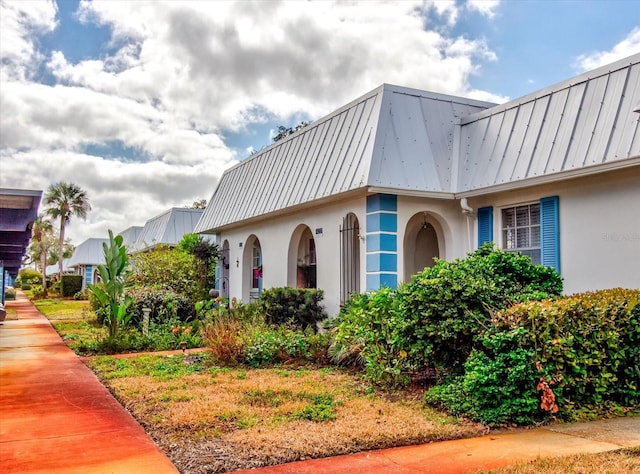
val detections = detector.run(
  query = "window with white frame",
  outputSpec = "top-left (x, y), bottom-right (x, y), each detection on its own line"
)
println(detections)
top-left (502, 203), bottom-right (541, 264)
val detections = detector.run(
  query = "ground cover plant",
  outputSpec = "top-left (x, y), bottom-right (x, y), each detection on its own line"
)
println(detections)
top-left (480, 446), bottom-right (640, 474)
top-left (86, 352), bottom-right (486, 473)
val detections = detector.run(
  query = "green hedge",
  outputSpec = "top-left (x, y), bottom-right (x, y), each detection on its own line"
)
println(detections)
top-left (424, 288), bottom-right (640, 426)
top-left (127, 287), bottom-right (195, 327)
top-left (61, 274), bottom-right (83, 297)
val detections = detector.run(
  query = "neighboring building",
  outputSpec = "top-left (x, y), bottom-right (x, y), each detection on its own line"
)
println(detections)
top-left (66, 238), bottom-right (108, 289)
top-left (132, 208), bottom-right (204, 253)
top-left (118, 225), bottom-right (143, 250)
top-left (196, 54), bottom-right (640, 316)
top-left (0, 188), bottom-right (42, 303)
top-left (45, 259), bottom-right (72, 277)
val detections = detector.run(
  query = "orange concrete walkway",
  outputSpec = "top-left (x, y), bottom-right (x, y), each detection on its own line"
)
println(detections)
top-left (0, 292), bottom-right (178, 474)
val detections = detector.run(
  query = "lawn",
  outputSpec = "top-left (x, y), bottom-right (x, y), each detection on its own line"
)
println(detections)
top-left (33, 298), bottom-right (94, 320)
top-left (87, 352), bottom-right (486, 473)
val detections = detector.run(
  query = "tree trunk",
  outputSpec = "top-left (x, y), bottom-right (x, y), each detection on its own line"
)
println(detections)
top-left (41, 250), bottom-right (48, 297)
top-left (58, 217), bottom-right (66, 278)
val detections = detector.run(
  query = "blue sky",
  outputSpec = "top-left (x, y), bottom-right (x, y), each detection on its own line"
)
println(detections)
top-left (1, 0), bottom-right (639, 244)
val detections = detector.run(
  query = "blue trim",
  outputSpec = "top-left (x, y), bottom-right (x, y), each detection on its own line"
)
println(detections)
top-left (366, 273), bottom-right (397, 291)
top-left (85, 265), bottom-right (93, 286)
top-left (366, 253), bottom-right (397, 272)
top-left (540, 196), bottom-right (560, 272)
top-left (477, 206), bottom-right (494, 246)
top-left (366, 233), bottom-right (397, 253)
top-left (366, 194), bottom-right (397, 213)
top-left (366, 213), bottom-right (397, 233)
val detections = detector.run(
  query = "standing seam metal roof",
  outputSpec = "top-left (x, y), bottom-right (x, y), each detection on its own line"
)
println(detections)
top-left (133, 208), bottom-right (204, 252)
top-left (457, 53), bottom-right (640, 192)
top-left (66, 238), bottom-right (108, 267)
top-left (195, 84), bottom-right (493, 232)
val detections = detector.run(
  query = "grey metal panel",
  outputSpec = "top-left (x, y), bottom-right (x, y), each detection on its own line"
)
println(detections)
top-left (501, 101), bottom-right (535, 182)
top-left (566, 75), bottom-right (608, 169)
top-left (528, 90), bottom-right (568, 177)
top-left (484, 106), bottom-right (519, 186)
top-left (517, 95), bottom-right (550, 179)
top-left (67, 238), bottom-right (108, 266)
top-left (607, 63), bottom-right (640, 161)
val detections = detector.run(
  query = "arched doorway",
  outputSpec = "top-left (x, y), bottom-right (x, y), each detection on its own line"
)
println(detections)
top-left (92, 267), bottom-right (101, 284)
top-left (243, 235), bottom-right (262, 302)
top-left (340, 213), bottom-right (360, 304)
top-left (404, 212), bottom-right (442, 281)
top-left (288, 225), bottom-right (317, 288)
top-left (220, 240), bottom-right (230, 299)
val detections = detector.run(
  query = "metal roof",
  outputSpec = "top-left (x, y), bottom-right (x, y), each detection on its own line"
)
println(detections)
top-left (195, 84), bottom-right (493, 232)
top-left (66, 238), bottom-right (108, 267)
top-left (133, 208), bottom-right (204, 252)
top-left (0, 188), bottom-right (42, 277)
top-left (46, 259), bottom-right (71, 276)
top-left (457, 53), bottom-right (640, 194)
top-left (117, 226), bottom-right (143, 249)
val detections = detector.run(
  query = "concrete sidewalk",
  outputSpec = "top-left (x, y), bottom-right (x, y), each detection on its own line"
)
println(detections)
top-left (0, 292), bottom-right (178, 474)
top-left (232, 417), bottom-right (639, 473)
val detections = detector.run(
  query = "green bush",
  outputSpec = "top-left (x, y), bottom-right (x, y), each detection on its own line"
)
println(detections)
top-left (425, 288), bottom-right (640, 426)
top-left (127, 287), bottom-right (195, 328)
top-left (260, 287), bottom-right (328, 331)
top-left (21, 283), bottom-right (32, 291)
top-left (397, 244), bottom-right (562, 373)
top-left (31, 284), bottom-right (45, 298)
top-left (244, 325), bottom-right (314, 366)
top-left (332, 244), bottom-right (562, 386)
top-left (5, 287), bottom-right (16, 300)
top-left (18, 268), bottom-right (42, 284)
top-left (61, 274), bottom-right (83, 297)
top-left (74, 289), bottom-right (89, 300)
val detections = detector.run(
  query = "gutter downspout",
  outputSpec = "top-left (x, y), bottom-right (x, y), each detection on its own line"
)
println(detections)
top-left (460, 198), bottom-right (474, 253)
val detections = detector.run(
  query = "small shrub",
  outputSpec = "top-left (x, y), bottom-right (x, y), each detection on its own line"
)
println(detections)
top-left (201, 313), bottom-right (247, 365)
top-left (260, 287), bottom-right (328, 331)
top-left (127, 287), bottom-right (195, 327)
top-left (74, 289), bottom-right (89, 300)
top-left (31, 284), bottom-right (45, 298)
top-left (61, 274), bottom-right (83, 297)
top-left (18, 268), bottom-right (42, 284)
top-left (244, 325), bottom-right (313, 366)
top-left (5, 287), bottom-right (16, 300)
top-left (21, 283), bottom-right (32, 291)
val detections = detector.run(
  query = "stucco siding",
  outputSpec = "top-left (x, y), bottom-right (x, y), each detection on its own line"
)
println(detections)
top-left (468, 166), bottom-right (640, 294)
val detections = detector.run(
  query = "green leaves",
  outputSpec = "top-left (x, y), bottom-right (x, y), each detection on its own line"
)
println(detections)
top-left (88, 230), bottom-right (131, 339)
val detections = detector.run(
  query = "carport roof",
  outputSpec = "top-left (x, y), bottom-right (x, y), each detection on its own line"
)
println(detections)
top-left (0, 188), bottom-right (42, 277)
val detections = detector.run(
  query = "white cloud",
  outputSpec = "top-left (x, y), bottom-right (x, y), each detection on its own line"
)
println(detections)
top-left (575, 27), bottom-right (640, 72)
top-left (0, 0), bottom-right (504, 245)
top-left (466, 0), bottom-right (501, 19)
top-left (0, 0), bottom-right (58, 81)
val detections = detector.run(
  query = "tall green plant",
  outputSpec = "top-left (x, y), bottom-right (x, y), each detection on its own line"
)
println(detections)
top-left (88, 230), bottom-right (132, 338)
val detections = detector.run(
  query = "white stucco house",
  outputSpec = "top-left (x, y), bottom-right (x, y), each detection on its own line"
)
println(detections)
top-left (66, 238), bottom-right (108, 288)
top-left (132, 208), bottom-right (204, 253)
top-left (195, 54), bottom-right (640, 316)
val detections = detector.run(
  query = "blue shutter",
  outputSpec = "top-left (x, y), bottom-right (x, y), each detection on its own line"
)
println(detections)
top-left (477, 206), bottom-right (493, 246)
top-left (540, 196), bottom-right (560, 272)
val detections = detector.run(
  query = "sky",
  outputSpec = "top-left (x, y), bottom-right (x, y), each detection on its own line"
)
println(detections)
top-left (1, 0), bottom-right (639, 246)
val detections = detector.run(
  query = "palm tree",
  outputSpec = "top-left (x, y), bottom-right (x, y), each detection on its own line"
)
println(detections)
top-left (44, 182), bottom-right (91, 278)
top-left (30, 216), bottom-right (55, 295)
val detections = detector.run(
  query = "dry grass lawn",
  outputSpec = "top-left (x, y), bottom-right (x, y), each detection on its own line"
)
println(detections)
top-left (481, 447), bottom-right (640, 473)
top-left (87, 352), bottom-right (486, 473)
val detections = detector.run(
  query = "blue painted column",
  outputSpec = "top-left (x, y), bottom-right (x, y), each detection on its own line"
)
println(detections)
top-left (365, 194), bottom-right (398, 290)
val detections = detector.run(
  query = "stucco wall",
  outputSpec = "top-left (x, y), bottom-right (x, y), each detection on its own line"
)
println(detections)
top-left (468, 166), bottom-right (640, 294)
top-left (217, 196), bottom-right (367, 316)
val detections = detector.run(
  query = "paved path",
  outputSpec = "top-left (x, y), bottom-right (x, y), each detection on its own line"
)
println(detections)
top-left (2, 292), bottom-right (638, 474)
top-left (0, 292), bottom-right (178, 474)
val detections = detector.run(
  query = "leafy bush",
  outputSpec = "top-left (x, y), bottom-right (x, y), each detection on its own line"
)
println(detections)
top-left (74, 289), bottom-right (89, 300)
top-left (244, 325), bottom-right (316, 366)
top-left (61, 274), bottom-right (83, 297)
top-left (127, 245), bottom-right (205, 302)
top-left (21, 283), bottom-right (32, 291)
top-left (5, 287), bottom-right (16, 300)
top-left (260, 287), bottom-right (328, 331)
top-left (31, 284), bottom-right (45, 298)
top-left (425, 288), bottom-right (640, 426)
top-left (127, 287), bottom-right (195, 327)
top-left (18, 268), bottom-right (42, 284)
top-left (397, 244), bottom-right (562, 373)
top-left (332, 244), bottom-right (562, 386)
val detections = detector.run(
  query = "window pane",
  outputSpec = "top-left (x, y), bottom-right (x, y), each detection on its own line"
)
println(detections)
top-left (520, 249), bottom-right (541, 265)
top-left (531, 226), bottom-right (541, 247)
top-left (503, 208), bottom-right (515, 228)
top-left (530, 204), bottom-right (540, 225)
top-left (503, 229), bottom-right (515, 249)
top-left (516, 206), bottom-right (529, 226)
top-left (517, 228), bottom-right (529, 248)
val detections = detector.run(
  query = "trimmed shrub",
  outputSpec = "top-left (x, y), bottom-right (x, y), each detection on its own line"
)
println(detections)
top-left (21, 283), bottom-right (32, 291)
top-left (31, 285), bottom-right (45, 298)
top-left (127, 287), bottom-right (195, 328)
top-left (18, 268), bottom-right (42, 284)
top-left (61, 274), bottom-right (83, 297)
top-left (5, 287), bottom-right (16, 300)
top-left (260, 287), bottom-right (328, 331)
